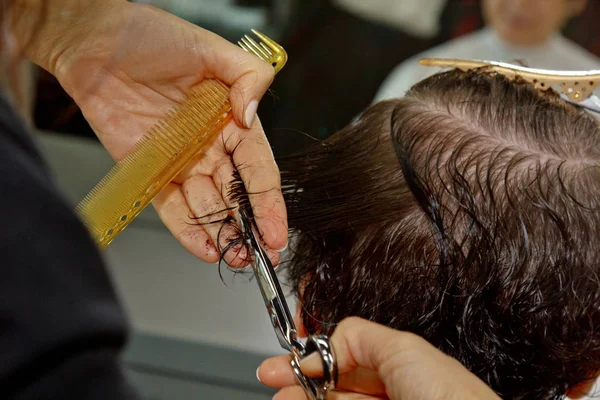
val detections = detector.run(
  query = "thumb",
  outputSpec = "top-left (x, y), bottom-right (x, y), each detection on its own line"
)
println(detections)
top-left (299, 317), bottom-right (501, 400)
top-left (229, 62), bottom-right (274, 129)
top-left (257, 318), bottom-right (426, 389)
top-left (200, 30), bottom-right (274, 128)
top-left (300, 317), bottom-right (426, 376)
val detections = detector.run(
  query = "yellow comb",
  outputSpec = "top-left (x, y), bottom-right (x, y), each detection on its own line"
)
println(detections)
top-left (76, 30), bottom-right (287, 249)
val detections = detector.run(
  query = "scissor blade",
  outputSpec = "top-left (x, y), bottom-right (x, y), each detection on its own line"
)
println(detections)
top-left (239, 210), bottom-right (301, 352)
top-left (250, 239), bottom-right (299, 352)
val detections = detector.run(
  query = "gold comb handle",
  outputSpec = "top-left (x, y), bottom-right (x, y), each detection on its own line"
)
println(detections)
top-left (76, 31), bottom-right (287, 249)
top-left (420, 58), bottom-right (600, 103)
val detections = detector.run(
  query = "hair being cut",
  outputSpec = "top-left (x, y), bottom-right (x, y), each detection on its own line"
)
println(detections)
top-left (274, 69), bottom-right (600, 399)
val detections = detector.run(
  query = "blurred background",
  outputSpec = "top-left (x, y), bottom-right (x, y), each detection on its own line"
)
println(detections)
top-left (33, 0), bottom-right (600, 156)
top-left (28, 1), bottom-right (600, 399)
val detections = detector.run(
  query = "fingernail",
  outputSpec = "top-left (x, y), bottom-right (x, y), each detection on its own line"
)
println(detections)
top-left (256, 367), bottom-right (262, 383)
top-left (245, 99), bottom-right (259, 128)
top-left (276, 242), bottom-right (288, 253)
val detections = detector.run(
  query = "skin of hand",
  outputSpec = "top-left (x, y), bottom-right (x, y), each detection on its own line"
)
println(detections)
top-left (11, 0), bottom-right (287, 266)
top-left (258, 317), bottom-right (502, 400)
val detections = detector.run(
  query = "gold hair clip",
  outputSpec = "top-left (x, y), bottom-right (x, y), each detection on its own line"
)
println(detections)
top-left (419, 58), bottom-right (600, 113)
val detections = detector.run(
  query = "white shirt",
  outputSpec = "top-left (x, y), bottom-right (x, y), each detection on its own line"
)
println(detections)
top-left (375, 28), bottom-right (600, 101)
top-left (333, 0), bottom-right (446, 38)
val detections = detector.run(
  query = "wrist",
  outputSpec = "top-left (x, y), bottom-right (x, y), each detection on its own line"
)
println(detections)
top-left (10, 0), bottom-right (125, 75)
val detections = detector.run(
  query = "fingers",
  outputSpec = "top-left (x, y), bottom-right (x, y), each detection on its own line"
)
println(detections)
top-left (300, 318), bottom-right (500, 400)
top-left (258, 356), bottom-right (386, 396)
top-left (152, 183), bottom-right (219, 263)
top-left (180, 173), bottom-right (249, 268)
top-left (172, 118), bottom-right (284, 266)
top-left (272, 386), bottom-right (385, 400)
top-left (207, 140), bottom-right (282, 266)
top-left (179, 163), bottom-right (282, 268)
top-left (257, 318), bottom-right (427, 399)
top-left (200, 29), bottom-right (274, 128)
top-left (312, 317), bottom-right (427, 375)
top-left (222, 118), bottom-right (288, 252)
top-left (257, 355), bottom-right (296, 387)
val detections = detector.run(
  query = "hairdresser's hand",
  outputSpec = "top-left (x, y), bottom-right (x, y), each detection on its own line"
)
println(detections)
top-left (15, 0), bottom-right (286, 266)
top-left (258, 317), bottom-right (501, 400)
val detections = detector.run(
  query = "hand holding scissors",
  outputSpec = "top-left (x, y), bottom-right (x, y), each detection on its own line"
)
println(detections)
top-left (239, 208), bottom-right (338, 400)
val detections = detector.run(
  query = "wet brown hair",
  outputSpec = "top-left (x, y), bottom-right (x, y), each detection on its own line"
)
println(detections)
top-left (276, 69), bottom-right (600, 399)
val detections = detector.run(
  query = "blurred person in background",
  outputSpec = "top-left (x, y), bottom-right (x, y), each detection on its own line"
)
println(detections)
top-left (376, 0), bottom-right (600, 100)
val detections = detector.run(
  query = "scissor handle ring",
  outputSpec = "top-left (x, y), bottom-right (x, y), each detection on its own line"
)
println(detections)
top-left (290, 334), bottom-right (338, 400)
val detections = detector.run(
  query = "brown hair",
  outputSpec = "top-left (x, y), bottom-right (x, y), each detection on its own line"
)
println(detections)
top-left (275, 69), bottom-right (600, 399)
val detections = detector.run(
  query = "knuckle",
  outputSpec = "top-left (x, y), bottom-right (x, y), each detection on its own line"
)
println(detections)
top-left (386, 332), bottom-right (428, 362)
top-left (337, 316), bottom-right (364, 331)
top-left (257, 62), bottom-right (275, 82)
top-left (177, 225), bottom-right (205, 246)
top-left (394, 331), bottom-right (422, 349)
top-left (212, 157), bottom-right (232, 179)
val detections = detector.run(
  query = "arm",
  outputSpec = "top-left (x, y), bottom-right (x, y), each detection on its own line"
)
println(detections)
top-left (0, 95), bottom-right (140, 399)
top-left (10, 0), bottom-right (100, 74)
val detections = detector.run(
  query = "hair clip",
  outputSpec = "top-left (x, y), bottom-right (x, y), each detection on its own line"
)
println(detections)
top-left (419, 58), bottom-right (600, 114)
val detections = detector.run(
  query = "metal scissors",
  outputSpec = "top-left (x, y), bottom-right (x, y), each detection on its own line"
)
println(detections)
top-left (238, 208), bottom-right (338, 400)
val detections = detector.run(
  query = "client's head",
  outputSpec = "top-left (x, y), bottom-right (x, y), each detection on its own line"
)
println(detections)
top-left (278, 69), bottom-right (600, 399)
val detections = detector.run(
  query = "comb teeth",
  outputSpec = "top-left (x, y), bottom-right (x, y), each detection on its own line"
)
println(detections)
top-left (76, 79), bottom-right (232, 247)
top-left (240, 35), bottom-right (272, 60)
top-left (238, 29), bottom-right (288, 74)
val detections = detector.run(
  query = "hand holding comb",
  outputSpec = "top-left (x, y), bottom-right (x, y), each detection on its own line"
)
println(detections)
top-left (75, 30), bottom-right (338, 400)
top-left (76, 30), bottom-right (287, 249)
